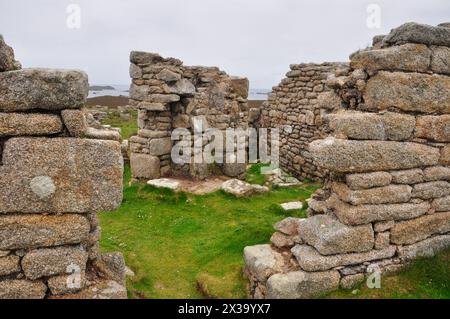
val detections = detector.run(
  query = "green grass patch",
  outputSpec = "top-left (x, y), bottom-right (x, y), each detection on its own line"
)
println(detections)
top-left (245, 163), bottom-right (271, 185)
top-left (100, 167), bottom-right (450, 299)
top-left (99, 165), bottom-right (319, 299)
top-left (98, 115), bottom-right (450, 300)
top-left (101, 110), bottom-right (138, 140)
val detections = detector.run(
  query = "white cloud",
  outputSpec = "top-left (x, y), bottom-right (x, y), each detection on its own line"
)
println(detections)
top-left (1, 0), bottom-right (449, 88)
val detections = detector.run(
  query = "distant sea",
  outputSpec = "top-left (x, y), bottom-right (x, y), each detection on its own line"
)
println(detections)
top-left (89, 85), bottom-right (269, 100)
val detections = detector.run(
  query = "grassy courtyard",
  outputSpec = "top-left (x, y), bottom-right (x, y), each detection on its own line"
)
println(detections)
top-left (98, 110), bottom-right (449, 300)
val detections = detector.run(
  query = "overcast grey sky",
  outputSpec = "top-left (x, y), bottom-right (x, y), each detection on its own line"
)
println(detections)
top-left (0, 0), bottom-right (448, 88)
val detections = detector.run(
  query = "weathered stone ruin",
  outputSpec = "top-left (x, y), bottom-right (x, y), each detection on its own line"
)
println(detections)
top-left (129, 51), bottom-right (257, 180)
top-left (260, 62), bottom-right (347, 180)
top-left (0, 37), bottom-right (126, 299)
top-left (244, 22), bottom-right (450, 299)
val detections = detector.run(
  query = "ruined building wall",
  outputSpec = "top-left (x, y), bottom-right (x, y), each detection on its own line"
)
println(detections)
top-left (244, 22), bottom-right (450, 299)
top-left (0, 36), bottom-right (125, 299)
top-left (259, 62), bottom-right (347, 180)
top-left (129, 52), bottom-right (258, 180)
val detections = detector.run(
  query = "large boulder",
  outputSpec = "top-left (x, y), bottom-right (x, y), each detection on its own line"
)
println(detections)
top-left (363, 71), bottom-right (450, 114)
top-left (397, 235), bottom-right (450, 261)
top-left (130, 153), bottom-right (160, 179)
top-left (431, 45), bottom-right (450, 75)
top-left (332, 183), bottom-right (412, 205)
top-left (345, 172), bottom-right (392, 190)
top-left (0, 68), bottom-right (89, 112)
top-left (441, 145), bottom-right (450, 165)
top-left (327, 194), bottom-right (430, 225)
top-left (148, 137), bottom-right (172, 156)
top-left (291, 244), bottom-right (396, 272)
top-left (0, 138), bottom-right (123, 214)
top-left (85, 127), bottom-right (120, 141)
top-left (390, 169), bottom-right (424, 184)
top-left (130, 51), bottom-right (166, 65)
top-left (415, 115), bottom-right (450, 142)
top-left (129, 63), bottom-right (143, 79)
top-left (129, 84), bottom-right (180, 103)
top-left (412, 181), bottom-right (450, 199)
top-left (266, 270), bottom-right (340, 299)
top-left (0, 256), bottom-right (21, 276)
top-left (390, 212), bottom-right (450, 245)
top-left (274, 217), bottom-right (305, 236)
top-left (61, 110), bottom-right (88, 138)
top-left (382, 22), bottom-right (450, 47)
top-left (169, 79), bottom-right (195, 95)
top-left (156, 69), bottom-right (181, 82)
top-left (424, 166), bottom-right (450, 181)
top-left (0, 113), bottom-right (63, 136)
top-left (0, 280), bottom-right (47, 299)
top-left (97, 252), bottom-right (127, 286)
top-left (47, 273), bottom-right (86, 296)
top-left (243, 244), bottom-right (286, 282)
top-left (0, 214), bottom-right (90, 250)
top-left (298, 215), bottom-right (374, 255)
top-left (49, 279), bottom-right (127, 299)
top-left (0, 35), bottom-right (21, 72)
top-left (350, 43), bottom-right (431, 75)
top-left (432, 196), bottom-right (450, 212)
top-left (310, 137), bottom-right (440, 173)
top-left (21, 245), bottom-right (88, 280)
top-left (327, 111), bottom-right (415, 141)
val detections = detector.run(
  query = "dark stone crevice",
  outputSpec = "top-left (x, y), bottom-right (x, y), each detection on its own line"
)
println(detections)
top-left (0, 137), bottom-right (7, 165)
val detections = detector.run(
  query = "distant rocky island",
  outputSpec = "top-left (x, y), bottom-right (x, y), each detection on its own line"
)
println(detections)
top-left (89, 85), bottom-right (115, 91)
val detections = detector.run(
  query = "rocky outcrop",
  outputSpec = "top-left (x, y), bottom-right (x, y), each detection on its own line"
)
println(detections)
top-left (244, 22), bottom-right (450, 299)
top-left (0, 38), bottom-right (125, 299)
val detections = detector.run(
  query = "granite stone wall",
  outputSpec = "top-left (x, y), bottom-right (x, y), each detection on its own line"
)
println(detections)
top-left (259, 62), bottom-right (347, 180)
top-left (129, 52), bottom-right (258, 180)
top-left (0, 36), bottom-right (126, 299)
top-left (244, 22), bottom-right (450, 299)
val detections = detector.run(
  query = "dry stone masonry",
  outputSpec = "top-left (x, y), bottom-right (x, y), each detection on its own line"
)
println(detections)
top-left (129, 51), bottom-right (256, 180)
top-left (244, 22), bottom-right (450, 299)
top-left (0, 36), bottom-right (126, 299)
top-left (259, 62), bottom-right (347, 180)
